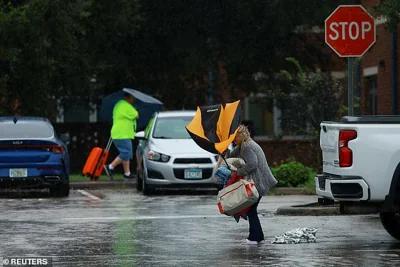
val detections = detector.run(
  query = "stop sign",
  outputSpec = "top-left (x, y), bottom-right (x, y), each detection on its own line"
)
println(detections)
top-left (325, 5), bottom-right (376, 57)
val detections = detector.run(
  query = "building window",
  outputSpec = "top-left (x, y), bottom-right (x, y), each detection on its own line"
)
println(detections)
top-left (245, 94), bottom-right (315, 137)
top-left (245, 95), bottom-right (281, 136)
top-left (57, 97), bottom-right (97, 123)
top-left (366, 75), bottom-right (377, 115)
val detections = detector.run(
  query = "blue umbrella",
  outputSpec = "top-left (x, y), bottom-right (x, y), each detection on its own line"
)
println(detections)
top-left (100, 88), bottom-right (163, 130)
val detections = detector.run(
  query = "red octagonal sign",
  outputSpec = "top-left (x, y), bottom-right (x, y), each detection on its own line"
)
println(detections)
top-left (325, 5), bottom-right (376, 57)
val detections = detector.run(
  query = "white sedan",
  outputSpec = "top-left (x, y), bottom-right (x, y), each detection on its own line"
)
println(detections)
top-left (135, 110), bottom-right (221, 195)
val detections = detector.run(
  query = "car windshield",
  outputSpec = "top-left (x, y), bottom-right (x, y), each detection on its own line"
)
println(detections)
top-left (0, 121), bottom-right (54, 139)
top-left (152, 116), bottom-right (193, 139)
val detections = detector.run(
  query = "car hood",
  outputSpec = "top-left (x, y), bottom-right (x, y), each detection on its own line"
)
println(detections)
top-left (149, 139), bottom-right (214, 156)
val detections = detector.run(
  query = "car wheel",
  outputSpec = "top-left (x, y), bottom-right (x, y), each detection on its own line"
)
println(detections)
top-left (142, 166), bottom-right (151, 195)
top-left (136, 166), bottom-right (143, 192)
top-left (380, 212), bottom-right (400, 241)
top-left (50, 183), bottom-right (70, 198)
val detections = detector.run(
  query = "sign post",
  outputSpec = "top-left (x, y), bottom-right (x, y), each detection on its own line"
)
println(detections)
top-left (325, 5), bottom-right (376, 116)
top-left (348, 57), bottom-right (354, 116)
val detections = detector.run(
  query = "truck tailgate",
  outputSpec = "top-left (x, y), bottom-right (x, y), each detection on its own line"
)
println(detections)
top-left (320, 123), bottom-right (340, 173)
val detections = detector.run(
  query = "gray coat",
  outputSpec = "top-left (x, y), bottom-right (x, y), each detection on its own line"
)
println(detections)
top-left (227, 140), bottom-right (278, 196)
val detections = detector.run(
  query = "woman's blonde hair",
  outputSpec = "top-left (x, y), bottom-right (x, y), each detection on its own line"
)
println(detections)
top-left (237, 124), bottom-right (252, 142)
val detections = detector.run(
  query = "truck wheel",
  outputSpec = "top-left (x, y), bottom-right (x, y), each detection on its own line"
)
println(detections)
top-left (380, 212), bottom-right (400, 241)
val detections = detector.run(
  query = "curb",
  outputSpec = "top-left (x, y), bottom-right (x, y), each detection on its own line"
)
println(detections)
top-left (269, 187), bottom-right (316, 195)
top-left (276, 202), bottom-right (340, 216)
top-left (70, 181), bottom-right (135, 190)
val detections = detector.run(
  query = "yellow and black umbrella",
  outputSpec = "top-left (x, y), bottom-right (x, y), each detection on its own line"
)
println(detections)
top-left (185, 100), bottom-right (242, 156)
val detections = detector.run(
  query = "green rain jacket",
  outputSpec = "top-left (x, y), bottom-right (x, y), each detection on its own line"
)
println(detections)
top-left (111, 100), bottom-right (139, 139)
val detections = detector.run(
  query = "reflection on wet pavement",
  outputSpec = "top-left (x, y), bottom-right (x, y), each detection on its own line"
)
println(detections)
top-left (0, 189), bottom-right (399, 266)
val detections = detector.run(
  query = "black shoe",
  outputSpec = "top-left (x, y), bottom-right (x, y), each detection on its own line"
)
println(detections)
top-left (123, 174), bottom-right (135, 179)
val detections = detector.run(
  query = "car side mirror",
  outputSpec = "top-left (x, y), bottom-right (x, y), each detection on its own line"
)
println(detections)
top-left (135, 131), bottom-right (146, 140)
top-left (60, 134), bottom-right (70, 143)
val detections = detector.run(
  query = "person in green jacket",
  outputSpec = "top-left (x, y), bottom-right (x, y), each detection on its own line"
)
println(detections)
top-left (106, 93), bottom-right (139, 179)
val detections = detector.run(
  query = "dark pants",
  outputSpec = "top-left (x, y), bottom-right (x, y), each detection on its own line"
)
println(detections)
top-left (247, 196), bottom-right (264, 242)
top-left (215, 184), bottom-right (224, 191)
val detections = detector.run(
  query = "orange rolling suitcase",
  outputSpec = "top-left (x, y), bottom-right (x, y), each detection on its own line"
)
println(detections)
top-left (82, 138), bottom-right (112, 180)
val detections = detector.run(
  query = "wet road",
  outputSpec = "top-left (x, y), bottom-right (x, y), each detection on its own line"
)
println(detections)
top-left (0, 189), bottom-right (399, 267)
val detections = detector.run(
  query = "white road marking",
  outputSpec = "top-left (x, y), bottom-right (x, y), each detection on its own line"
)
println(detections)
top-left (355, 249), bottom-right (400, 252)
top-left (77, 189), bottom-right (101, 200)
top-left (63, 214), bottom-right (223, 221)
top-left (379, 254), bottom-right (399, 257)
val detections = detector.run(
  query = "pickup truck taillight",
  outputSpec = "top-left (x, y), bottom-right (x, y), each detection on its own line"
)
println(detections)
top-left (339, 130), bottom-right (357, 167)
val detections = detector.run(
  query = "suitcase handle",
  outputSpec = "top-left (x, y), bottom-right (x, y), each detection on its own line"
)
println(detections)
top-left (105, 137), bottom-right (113, 151)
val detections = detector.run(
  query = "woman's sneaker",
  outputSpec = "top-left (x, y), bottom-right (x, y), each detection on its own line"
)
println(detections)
top-left (243, 239), bottom-right (259, 245)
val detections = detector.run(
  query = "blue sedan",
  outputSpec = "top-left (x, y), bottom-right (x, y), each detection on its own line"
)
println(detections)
top-left (0, 117), bottom-right (70, 197)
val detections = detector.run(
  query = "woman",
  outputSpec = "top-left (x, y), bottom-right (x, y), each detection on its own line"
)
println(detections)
top-left (227, 124), bottom-right (278, 245)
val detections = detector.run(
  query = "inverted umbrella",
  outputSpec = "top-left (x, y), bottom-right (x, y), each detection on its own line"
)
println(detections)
top-left (100, 88), bottom-right (163, 131)
top-left (185, 100), bottom-right (242, 160)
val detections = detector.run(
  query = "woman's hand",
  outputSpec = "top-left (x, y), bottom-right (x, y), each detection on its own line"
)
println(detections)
top-left (227, 164), bottom-right (237, 171)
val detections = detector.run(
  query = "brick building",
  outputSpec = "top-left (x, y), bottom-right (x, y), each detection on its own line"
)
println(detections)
top-left (354, 0), bottom-right (399, 115)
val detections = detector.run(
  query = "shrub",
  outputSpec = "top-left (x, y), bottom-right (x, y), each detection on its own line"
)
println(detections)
top-left (270, 157), bottom-right (316, 187)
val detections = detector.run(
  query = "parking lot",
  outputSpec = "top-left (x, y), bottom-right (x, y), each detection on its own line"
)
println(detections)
top-left (0, 189), bottom-right (399, 267)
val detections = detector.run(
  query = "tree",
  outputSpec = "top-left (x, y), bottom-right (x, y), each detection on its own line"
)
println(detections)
top-left (211, 0), bottom-right (353, 94)
top-left (373, 0), bottom-right (400, 31)
top-left (126, 0), bottom-right (355, 109)
top-left (254, 58), bottom-right (345, 136)
top-left (0, 0), bottom-right (142, 117)
top-left (0, 0), bottom-right (355, 115)
top-left (125, 0), bottom-right (212, 109)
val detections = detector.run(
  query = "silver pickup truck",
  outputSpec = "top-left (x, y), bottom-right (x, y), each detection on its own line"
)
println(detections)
top-left (315, 116), bottom-right (400, 242)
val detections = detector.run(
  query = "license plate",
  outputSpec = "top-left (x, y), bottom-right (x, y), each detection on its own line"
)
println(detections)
top-left (9, 168), bottom-right (28, 178)
top-left (184, 169), bottom-right (202, 179)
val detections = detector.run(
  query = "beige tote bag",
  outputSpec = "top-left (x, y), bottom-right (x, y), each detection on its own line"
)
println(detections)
top-left (217, 178), bottom-right (259, 216)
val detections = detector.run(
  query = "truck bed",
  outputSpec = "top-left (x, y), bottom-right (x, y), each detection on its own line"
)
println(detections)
top-left (339, 116), bottom-right (400, 124)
